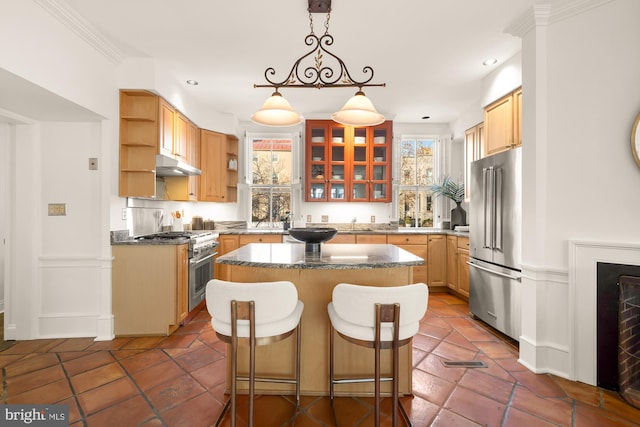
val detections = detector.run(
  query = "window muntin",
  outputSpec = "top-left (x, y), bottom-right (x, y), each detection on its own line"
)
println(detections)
top-left (398, 137), bottom-right (435, 227)
top-left (249, 137), bottom-right (292, 227)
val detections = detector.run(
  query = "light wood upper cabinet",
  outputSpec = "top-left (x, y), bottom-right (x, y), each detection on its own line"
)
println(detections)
top-left (119, 90), bottom-right (159, 198)
top-left (119, 90), bottom-right (203, 199)
top-left (173, 112), bottom-right (189, 161)
top-left (427, 234), bottom-right (446, 288)
top-left (464, 122), bottom-right (484, 200)
top-left (199, 130), bottom-right (238, 203)
top-left (225, 135), bottom-right (239, 203)
top-left (159, 98), bottom-right (175, 157)
top-left (199, 129), bottom-right (226, 202)
top-left (513, 87), bottom-right (522, 148)
top-left (484, 87), bottom-right (522, 156)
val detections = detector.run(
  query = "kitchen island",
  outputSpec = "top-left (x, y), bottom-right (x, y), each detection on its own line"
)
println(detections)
top-left (215, 243), bottom-right (424, 396)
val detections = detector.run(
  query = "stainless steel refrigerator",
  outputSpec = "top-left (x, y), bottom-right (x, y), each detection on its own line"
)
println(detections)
top-left (469, 147), bottom-right (522, 341)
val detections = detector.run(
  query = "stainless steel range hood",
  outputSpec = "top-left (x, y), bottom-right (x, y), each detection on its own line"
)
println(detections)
top-left (155, 154), bottom-right (201, 177)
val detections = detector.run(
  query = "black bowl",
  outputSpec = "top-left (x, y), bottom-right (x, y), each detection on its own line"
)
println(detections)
top-left (288, 227), bottom-right (338, 244)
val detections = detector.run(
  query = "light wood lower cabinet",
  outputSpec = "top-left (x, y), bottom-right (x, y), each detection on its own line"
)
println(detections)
top-left (356, 234), bottom-right (387, 244)
top-left (445, 235), bottom-right (469, 299)
top-left (325, 234), bottom-right (356, 244)
top-left (216, 234), bottom-right (282, 280)
top-left (112, 244), bottom-right (188, 336)
top-left (427, 235), bottom-right (446, 288)
top-left (446, 235), bottom-right (458, 292)
top-left (216, 235), bottom-right (239, 280)
top-left (457, 237), bottom-right (470, 298)
top-left (387, 234), bottom-right (428, 284)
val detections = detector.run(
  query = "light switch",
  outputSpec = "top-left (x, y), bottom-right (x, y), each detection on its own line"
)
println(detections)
top-left (89, 158), bottom-right (98, 170)
top-left (48, 203), bottom-right (66, 216)
top-left (321, 215), bottom-right (328, 222)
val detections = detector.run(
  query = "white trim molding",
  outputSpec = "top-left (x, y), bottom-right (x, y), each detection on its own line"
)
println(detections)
top-left (34, 0), bottom-right (125, 64)
top-left (568, 240), bottom-right (640, 385)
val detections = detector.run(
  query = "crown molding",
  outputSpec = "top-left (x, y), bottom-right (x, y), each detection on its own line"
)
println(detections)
top-left (549, 0), bottom-right (615, 24)
top-left (506, 0), bottom-right (615, 38)
top-left (34, 0), bottom-right (125, 64)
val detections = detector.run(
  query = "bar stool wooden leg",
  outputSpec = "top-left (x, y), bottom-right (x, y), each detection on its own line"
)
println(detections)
top-left (374, 304), bottom-right (382, 427)
top-left (248, 301), bottom-right (256, 427)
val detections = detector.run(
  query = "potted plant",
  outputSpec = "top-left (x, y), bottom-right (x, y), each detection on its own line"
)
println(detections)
top-left (428, 176), bottom-right (466, 229)
top-left (280, 210), bottom-right (291, 231)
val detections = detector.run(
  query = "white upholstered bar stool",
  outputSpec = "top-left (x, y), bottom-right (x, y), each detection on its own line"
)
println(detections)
top-left (206, 279), bottom-right (304, 427)
top-left (327, 283), bottom-right (429, 427)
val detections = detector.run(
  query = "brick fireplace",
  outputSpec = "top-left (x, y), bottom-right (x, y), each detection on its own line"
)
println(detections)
top-left (618, 275), bottom-right (640, 408)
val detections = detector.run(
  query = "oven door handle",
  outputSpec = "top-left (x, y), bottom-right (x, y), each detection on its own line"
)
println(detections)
top-left (190, 252), bottom-right (218, 264)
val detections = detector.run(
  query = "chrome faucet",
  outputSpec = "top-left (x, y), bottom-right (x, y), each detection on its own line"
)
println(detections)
top-left (351, 217), bottom-right (357, 230)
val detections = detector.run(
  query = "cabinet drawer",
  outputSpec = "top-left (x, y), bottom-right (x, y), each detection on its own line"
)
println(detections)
top-left (239, 234), bottom-right (282, 245)
top-left (457, 237), bottom-right (469, 249)
top-left (387, 234), bottom-right (429, 245)
top-left (356, 234), bottom-right (387, 244)
top-left (326, 234), bottom-right (356, 244)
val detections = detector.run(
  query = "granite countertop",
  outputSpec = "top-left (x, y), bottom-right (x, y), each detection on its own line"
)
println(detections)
top-left (216, 227), bottom-right (469, 237)
top-left (216, 243), bottom-right (425, 270)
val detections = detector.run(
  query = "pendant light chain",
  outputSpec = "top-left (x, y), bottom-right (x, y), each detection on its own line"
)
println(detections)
top-left (251, 0), bottom-right (386, 127)
top-left (324, 9), bottom-right (331, 35)
top-left (308, 7), bottom-right (331, 36)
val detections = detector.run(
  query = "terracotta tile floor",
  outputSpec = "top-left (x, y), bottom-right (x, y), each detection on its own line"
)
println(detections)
top-left (2, 293), bottom-right (640, 426)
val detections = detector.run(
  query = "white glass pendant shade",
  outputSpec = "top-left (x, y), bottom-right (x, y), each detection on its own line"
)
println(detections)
top-left (331, 91), bottom-right (385, 127)
top-left (250, 91), bottom-right (302, 127)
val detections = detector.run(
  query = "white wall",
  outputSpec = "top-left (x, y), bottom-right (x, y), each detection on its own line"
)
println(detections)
top-left (517, 0), bottom-right (640, 381)
top-left (0, 123), bottom-right (8, 312)
top-left (0, 1), bottom-right (117, 339)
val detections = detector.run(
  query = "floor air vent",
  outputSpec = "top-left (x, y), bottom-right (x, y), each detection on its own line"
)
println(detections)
top-left (442, 360), bottom-right (487, 368)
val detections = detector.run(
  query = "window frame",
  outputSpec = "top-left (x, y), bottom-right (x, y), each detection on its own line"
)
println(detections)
top-left (245, 132), bottom-right (300, 229)
top-left (394, 134), bottom-right (444, 228)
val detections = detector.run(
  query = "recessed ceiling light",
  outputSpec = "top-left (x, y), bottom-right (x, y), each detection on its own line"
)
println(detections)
top-left (186, 79), bottom-right (199, 86)
top-left (422, 116), bottom-right (430, 120)
top-left (482, 58), bottom-right (498, 66)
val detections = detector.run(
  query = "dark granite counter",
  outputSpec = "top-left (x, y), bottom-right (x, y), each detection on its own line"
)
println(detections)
top-left (216, 228), bottom-right (469, 237)
top-left (111, 237), bottom-right (189, 246)
top-left (216, 243), bottom-right (424, 270)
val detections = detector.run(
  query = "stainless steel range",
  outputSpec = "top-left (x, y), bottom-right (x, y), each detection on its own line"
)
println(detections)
top-left (136, 230), bottom-right (218, 312)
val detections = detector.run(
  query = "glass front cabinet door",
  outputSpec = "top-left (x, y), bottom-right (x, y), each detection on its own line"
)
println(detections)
top-left (305, 120), bottom-right (392, 203)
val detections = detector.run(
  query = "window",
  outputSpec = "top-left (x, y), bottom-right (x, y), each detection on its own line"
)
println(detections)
top-left (398, 137), bottom-right (435, 227)
top-left (249, 136), bottom-right (293, 227)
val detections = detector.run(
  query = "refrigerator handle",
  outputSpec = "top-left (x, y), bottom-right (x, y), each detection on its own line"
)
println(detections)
top-left (495, 167), bottom-right (502, 250)
top-left (467, 261), bottom-right (521, 281)
top-left (488, 166), bottom-right (495, 250)
top-left (482, 168), bottom-right (490, 248)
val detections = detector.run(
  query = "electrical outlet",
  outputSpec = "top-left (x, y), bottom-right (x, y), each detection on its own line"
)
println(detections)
top-left (321, 215), bottom-right (328, 222)
top-left (122, 208), bottom-right (127, 220)
top-left (48, 203), bottom-right (66, 216)
top-left (306, 214), bottom-right (312, 222)
top-left (370, 215), bottom-right (376, 223)
top-left (89, 157), bottom-right (98, 170)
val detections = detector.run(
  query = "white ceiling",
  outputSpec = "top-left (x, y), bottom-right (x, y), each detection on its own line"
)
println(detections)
top-left (13, 0), bottom-right (535, 125)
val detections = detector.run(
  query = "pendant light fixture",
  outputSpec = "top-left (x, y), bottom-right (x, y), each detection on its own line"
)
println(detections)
top-left (251, 0), bottom-right (385, 127)
top-left (250, 90), bottom-right (302, 127)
